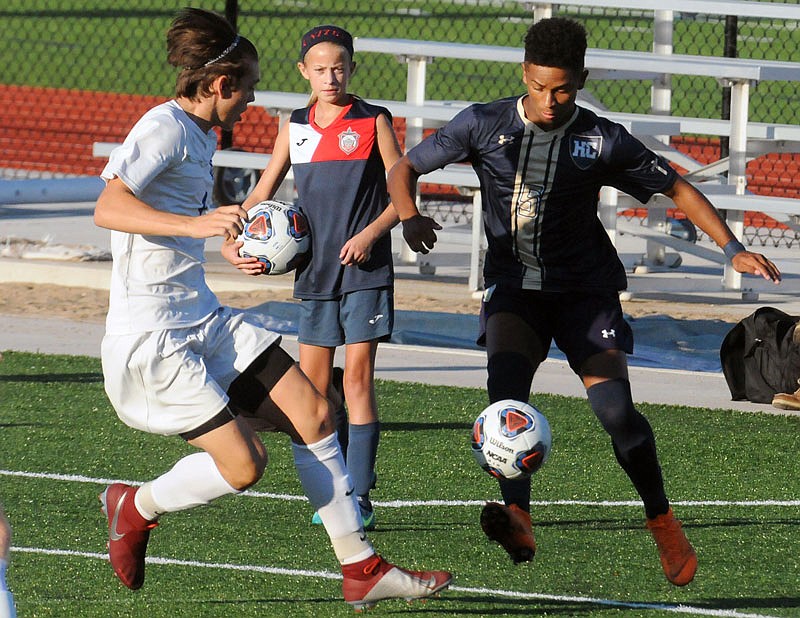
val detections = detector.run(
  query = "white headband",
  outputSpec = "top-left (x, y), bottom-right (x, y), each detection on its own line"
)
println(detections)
top-left (203, 35), bottom-right (241, 67)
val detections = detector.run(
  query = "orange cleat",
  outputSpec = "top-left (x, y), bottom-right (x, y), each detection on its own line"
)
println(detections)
top-left (480, 502), bottom-right (536, 563)
top-left (646, 508), bottom-right (697, 586)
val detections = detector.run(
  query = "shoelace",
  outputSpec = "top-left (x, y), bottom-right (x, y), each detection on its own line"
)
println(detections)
top-left (361, 555), bottom-right (383, 576)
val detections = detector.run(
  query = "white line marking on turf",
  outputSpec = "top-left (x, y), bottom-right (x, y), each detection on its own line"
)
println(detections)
top-left (1, 469), bottom-right (798, 508)
top-left (10, 546), bottom-right (783, 618)
top-left (11, 546), bottom-right (340, 580)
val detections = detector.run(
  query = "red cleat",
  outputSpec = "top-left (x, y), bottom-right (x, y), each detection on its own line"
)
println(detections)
top-left (99, 483), bottom-right (158, 590)
top-left (342, 554), bottom-right (452, 611)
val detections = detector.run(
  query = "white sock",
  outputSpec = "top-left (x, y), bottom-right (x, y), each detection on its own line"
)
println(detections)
top-left (0, 559), bottom-right (14, 618)
top-left (136, 452), bottom-right (239, 517)
top-left (0, 592), bottom-right (14, 618)
top-left (292, 434), bottom-right (374, 564)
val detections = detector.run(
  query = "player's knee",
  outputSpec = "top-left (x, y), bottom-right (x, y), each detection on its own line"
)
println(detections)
top-left (312, 396), bottom-right (336, 436)
top-left (229, 455), bottom-right (268, 490)
top-left (586, 378), bottom-right (651, 446)
top-left (229, 442), bottom-right (269, 490)
top-left (487, 351), bottom-right (535, 403)
top-left (342, 365), bottom-right (373, 402)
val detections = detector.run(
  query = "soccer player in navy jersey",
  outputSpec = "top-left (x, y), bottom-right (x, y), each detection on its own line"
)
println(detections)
top-left (388, 17), bottom-right (780, 586)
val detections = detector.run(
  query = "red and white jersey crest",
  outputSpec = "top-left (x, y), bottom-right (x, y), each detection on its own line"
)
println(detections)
top-left (338, 127), bottom-right (360, 155)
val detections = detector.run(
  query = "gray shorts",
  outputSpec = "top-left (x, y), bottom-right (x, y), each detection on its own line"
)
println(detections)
top-left (298, 287), bottom-right (394, 347)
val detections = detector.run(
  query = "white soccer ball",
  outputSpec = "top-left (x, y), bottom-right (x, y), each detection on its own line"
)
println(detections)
top-left (471, 399), bottom-right (552, 480)
top-left (238, 200), bottom-right (310, 275)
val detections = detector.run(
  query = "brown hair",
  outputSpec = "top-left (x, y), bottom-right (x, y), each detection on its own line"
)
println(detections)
top-left (167, 7), bottom-right (258, 100)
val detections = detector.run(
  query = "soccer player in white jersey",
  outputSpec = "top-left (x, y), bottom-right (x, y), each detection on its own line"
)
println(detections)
top-left (224, 25), bottom-right (402, 531)
top-left (388, 17), bottom-right (781, 587)
top-left (94, 8), bottom-right (450, 610)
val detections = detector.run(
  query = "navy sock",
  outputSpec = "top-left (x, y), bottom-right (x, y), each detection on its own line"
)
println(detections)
top-left (498, 477), bottom-right (532, 512)
top-left (347, 422), bottom-right (380, 500)
top-left (487, 351), bottom-right (536, 510)
top-left (334, 405), bottom-right (349, 461)
top-left (330, 368), bottom-right (349, 459)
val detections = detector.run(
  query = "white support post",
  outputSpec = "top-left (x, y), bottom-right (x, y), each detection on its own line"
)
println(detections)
top-left (651, 10), bottom-right (673, 125)
top-left (404, 57), bottom-right (427, 152)
top-left (403, 55), bottom-right (429, 266)
top-left (723, 79), bottom-right (750, 291)
top-left (532, 3), bottom-right (553, 21)
top-left (643, 9), bottom-right (674, 266)
top-left (468, 191), bottom-right (484, 292)
top-left (599, 186), bottom-right (619, 246)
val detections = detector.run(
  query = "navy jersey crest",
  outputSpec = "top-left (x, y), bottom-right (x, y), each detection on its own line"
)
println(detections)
top-left (569, 134), bottom-right (602, 170)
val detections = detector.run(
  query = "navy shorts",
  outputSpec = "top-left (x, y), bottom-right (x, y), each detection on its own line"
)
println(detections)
top-left (478, 284), bottom-right (633, 373)
top-left (298, 287), bottom-right (394, 347)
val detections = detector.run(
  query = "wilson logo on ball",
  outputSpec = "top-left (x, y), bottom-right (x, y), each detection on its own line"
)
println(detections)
top-left (470, 399), bottom-right (552, 480)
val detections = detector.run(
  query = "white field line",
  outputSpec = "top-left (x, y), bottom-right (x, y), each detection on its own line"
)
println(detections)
top-left (9, 546), bottom-right (785, 618)
top-left (4, 468), bottom-right (793, 618)
top-left (1, 468), bottom-right (799, 508)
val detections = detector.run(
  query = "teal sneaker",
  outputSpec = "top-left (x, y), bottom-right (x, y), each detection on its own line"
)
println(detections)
top-left (310, 505), bottom-right (376, 530)
top-left (358, 497), bottom-right (376, 531)
top-left (360, 505), bottom-right (376, 531)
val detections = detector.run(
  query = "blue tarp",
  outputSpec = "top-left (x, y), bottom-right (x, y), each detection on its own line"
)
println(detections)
top-left (252, 301), bottom-right (730, 373)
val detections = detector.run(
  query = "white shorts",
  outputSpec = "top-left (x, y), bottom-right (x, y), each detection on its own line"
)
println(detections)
top-left (101, 306), bottom-right (281, 436)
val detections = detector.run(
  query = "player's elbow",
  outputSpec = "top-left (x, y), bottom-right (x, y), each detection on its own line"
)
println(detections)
top-left (93, 197), bottom-right (112, 230)
top-left (387, 156), bottom-right (417, 194)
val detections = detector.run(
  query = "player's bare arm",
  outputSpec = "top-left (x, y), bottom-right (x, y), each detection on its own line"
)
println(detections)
top-left (339, 117), bottom-right (404, 264)
top-left (241, 122), bottom-right (292, 211)
top-left (387, 156), bottom-right (442, 254)
top-left (222, 123), bottom-right (294, 274)
top-left (96, 177), bottom-right (247, 240)
top-left (664, 177), bottom-right (781, 283)
top-left (377, 112), bottom-right (402, 173)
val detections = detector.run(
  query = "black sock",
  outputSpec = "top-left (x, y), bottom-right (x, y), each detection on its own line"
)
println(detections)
top-left (587, 378), bottom-right (669, 519)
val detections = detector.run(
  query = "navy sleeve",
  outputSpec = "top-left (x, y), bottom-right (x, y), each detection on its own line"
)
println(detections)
top-left (407, 106), bottom-right (476, 174)
top-left (601, 124), bottom-right (678, 203)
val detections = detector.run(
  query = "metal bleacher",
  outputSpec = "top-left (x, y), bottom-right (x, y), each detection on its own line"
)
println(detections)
top-left (90, 2), bottom-right (800, 295)
top-left (351, 21), bottom-right (800, 293)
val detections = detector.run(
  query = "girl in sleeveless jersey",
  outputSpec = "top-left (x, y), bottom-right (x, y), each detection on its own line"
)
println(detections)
top-left (224, 25), bottom-right (402, 530)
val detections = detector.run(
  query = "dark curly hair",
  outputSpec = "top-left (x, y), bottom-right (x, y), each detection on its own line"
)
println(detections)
top-left (524, 17), bottom-right (587, 74)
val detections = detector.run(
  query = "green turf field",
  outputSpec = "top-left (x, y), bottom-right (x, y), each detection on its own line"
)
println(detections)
top-left (1, 350), bottom-right (798, 617)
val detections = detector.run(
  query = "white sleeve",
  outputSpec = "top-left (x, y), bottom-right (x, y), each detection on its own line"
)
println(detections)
top-left (101, 116), bottom-right (183, 195)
